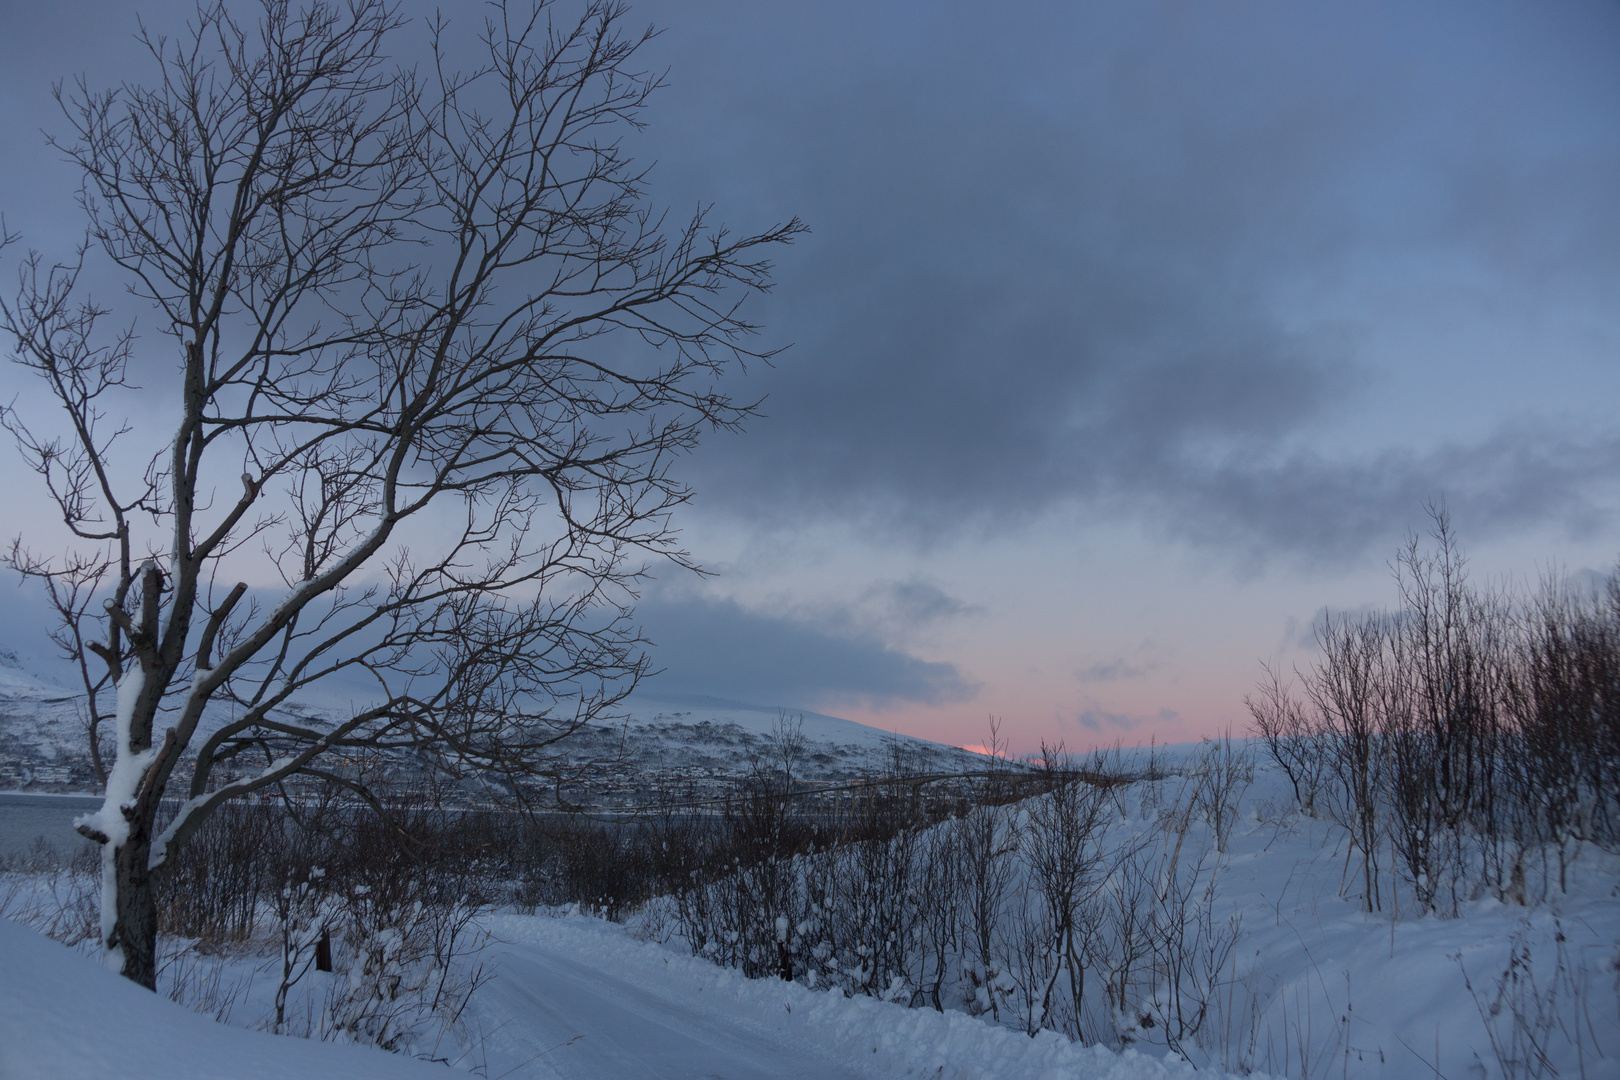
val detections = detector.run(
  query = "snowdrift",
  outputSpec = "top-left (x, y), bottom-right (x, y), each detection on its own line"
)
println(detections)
top-left (0, 917), bottom-right (446, 1080)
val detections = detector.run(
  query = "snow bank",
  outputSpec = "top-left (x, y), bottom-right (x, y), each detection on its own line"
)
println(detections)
top-left (0, 917), bottom-right (447, 1080)
top-left (479, 911), bottom-right (1263, 1080)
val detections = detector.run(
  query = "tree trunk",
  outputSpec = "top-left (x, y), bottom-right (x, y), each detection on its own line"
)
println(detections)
top-left (107, 817), bottom-right (159, 990)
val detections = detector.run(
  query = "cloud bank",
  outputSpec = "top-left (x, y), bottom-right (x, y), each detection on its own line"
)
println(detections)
top-left (631, 592), bottom-right (977, 710)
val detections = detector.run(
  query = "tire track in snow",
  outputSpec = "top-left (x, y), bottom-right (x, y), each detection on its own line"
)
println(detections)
top-left (477, 934), bottom-right (884, 1080)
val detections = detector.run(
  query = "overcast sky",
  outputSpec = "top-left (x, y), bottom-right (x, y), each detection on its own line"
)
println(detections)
top-left (3, 0), bottom-right (1619, 753)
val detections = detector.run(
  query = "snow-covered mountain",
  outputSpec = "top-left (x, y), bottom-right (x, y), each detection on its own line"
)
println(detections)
top-left (0, 651), bottom-right (93, 788)
top-left (0, 641), bottom-right (984, 793)
top-left (574, 691), bottom-right (986, 782)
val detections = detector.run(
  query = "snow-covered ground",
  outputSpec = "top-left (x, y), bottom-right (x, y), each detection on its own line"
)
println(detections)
top-left (4, 750), bottom-right (1617, 1079)
top-left (464, 912), bottom-right (1255, 1080)
top-left (614, 749), bottom-right (1620, 1079)
top-left (1, 908), bottom-right (1248, 1080)
top-left (0, 915), bottom-right (449, 1080)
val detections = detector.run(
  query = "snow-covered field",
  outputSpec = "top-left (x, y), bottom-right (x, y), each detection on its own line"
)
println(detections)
top-left (1, 905), bottom-right (1247, 1080)
top-left (4, 749), bottom-right (1617, 1079)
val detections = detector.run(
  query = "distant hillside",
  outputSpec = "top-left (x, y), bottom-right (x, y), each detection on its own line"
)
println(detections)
top-left (0, 647), bottom-right (985, 794)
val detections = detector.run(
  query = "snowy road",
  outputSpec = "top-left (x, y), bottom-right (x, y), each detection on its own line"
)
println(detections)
top-left (477, 925), bottom-right (881, 1080)
top-left (464, 913), bottom-right (1231, 1080)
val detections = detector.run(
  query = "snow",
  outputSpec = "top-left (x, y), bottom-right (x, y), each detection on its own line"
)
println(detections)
top-left (622, 692), bottom-right (920, 750)
top-left (0, 907), bottom-right (1258, 1080)
top-left (1206, 806), bottom-right (1620, 1079)
top-left (0, 907), bottom-right (1256, 1080)
top-left (0, 659), bottom-right (988, 794)
top-left (600, 691), bottom-right (991, 782)
top-left (72, 664), bottom-right (152, 969)
top-left (3, 738), bottom-right (1617, 1079)
top-left (470, 912), bottom-right (1258, 1080)
top-left (0, 916), bottom-right (449, 1080)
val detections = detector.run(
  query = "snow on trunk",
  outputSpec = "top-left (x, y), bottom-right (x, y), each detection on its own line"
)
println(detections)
top-left (72, 664), bottom-right (155, 972)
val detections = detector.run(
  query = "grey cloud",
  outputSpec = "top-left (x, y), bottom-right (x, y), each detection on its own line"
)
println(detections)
top-left (1566, 567), bottom-right (1616, 599)
top-left (627, 0), bottom-right (1620, 563)
top-left (1066, 705), bottom-right (1180, 735)
top-left (1073, 708), bottom-right (1139, 734)
top-left (1275, 615), bottom-right (1318, 656)
top-left (1076, 636), bottom-right (1168, 684)
top-left (6, 1), bottom-right (1619, 567)
top-left (856, 579), bottom-right (980, 633)
top-left (1141, 424), bottom-right (1620, 569)
top-left (632, 591), bottom-right (978, 710)
top-left (1076, 659), bottom-right (1157, 684)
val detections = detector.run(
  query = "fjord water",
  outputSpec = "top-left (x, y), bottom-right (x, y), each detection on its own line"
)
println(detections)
top-left (0, 793), bottom-right (98, 860)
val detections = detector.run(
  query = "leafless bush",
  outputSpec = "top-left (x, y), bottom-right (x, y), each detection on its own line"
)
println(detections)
top-left (1247, 510), bottom-right (1620, 917)
top-left (1019, 746), bottom-right (1113, 1041)
top-left (158, 798), bottom-right (283, 945)
top-left (1459, 922), bottom-right (1620, 1080)
top-left (1248, 664), bottom-right (1328, 816)
top-left (1311, 610), bottom-right (1388, 913)
top-left (270, 868), bottom-right (341, 1033)
top-left (1003, 875), bottom-right (1057, 1037)
top-left (1091, 833), bottom-right (1158, 1042)
top-left (1190, 736), bottom-right (1252, 853)
top-left (316, 884), bottom-right (489, 1056)
top-left (956, 802), bottom-right (1020, 1020)
top-left (157, 939), bottom-right (253, 1024)
top-left (0, 842), bottom-right (98, 946)
top-left (917, 823), bottom-right (961, 1010)
top-left (249, 792), bottom-right (493, 1056)
top-left (1145, 838), bottom-right (1239, 1059)
top-left (1508, 573), bottom-right (1620, 896)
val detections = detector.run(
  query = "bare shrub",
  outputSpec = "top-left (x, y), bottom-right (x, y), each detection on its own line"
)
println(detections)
top-left (1310, 611), bottom-right (1387, 913)
top-left (1459, 922), bottom-right (1620, 1080)
top-left (916, 822), bottom-right (962, 1011)
top-left (1091, 833), bottom-right (1158, 1042)
top-left (956, 802), bottom-right (1020, 1020)
top-left (158, 798), bottom-right (283, 945)
top-left (1019, 746), bottom-right (1112, 1041)
top-left (1190, 736), bottom-right (1252, 854)
top-left (1138, 784), bottom-right (1241, 1057)
top-left (1250, 509), bottom-right (1620, 917)
top-left (1247, 665), bottom-right (1327, 817)
top-left (0, 842), bottom-right (99, 946)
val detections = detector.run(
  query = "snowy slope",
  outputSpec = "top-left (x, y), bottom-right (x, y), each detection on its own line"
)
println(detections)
top-left (0, 654), bottom-right (988, 792)
top-left (604, 691), bottom-right (988, 780)
top-left (0, 916), bottom-right (449, 1080)
top-left (606, 749), bottom-right (1620, 1079)
top-left (0, 651), bottom-right (97, 787)
top-left (1186, 776), bottom-right (1620, 1079)
top-left (0, 911), bottom-right (1254, 1080)
top-left (0, 648), bottom-right (342, 790)
top-left (7, 752), bottom-right (1618, 1079)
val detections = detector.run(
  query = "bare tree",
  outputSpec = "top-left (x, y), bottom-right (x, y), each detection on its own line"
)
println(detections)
top-left (958, 802), bottom-right (1019, 1020)
top-left (1022, 744), bottom-right (1111, 1041)
top-left (0, 0), bottom-right (800, 988)
top-left (1245, 663), bottom-right (1325, 816)
top-left (1308, 611), bottom-right (1385, 913)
